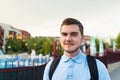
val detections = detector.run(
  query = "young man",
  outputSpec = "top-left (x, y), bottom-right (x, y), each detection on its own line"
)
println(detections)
top-left (43, 18), bottom-right (111, 80)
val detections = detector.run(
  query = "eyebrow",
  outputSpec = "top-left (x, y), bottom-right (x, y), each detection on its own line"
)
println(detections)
top-left (61, 32), bottom-right (79, 35)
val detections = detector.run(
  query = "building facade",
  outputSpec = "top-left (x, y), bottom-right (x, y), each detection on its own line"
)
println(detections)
top-left (0, 23), bottom-right (31, 52)
top-left (0, 26), bottom-right (4, 49)
top-left (20, 30), bottom-right (31, 40)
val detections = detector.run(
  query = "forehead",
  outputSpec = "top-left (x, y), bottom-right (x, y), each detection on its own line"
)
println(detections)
top-left (61, 24), bottom-right (80, 33)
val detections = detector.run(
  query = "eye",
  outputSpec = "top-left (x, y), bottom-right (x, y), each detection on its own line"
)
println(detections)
top-left (71, 32), bottom-right (78, 36)
top-left (61, 32), bottom-right (68, 36)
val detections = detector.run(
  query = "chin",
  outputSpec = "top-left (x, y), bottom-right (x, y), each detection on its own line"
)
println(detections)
top-left (64, 47), bottom-right (80, 53)
top-left (64, 49), bottom-right (75, 53)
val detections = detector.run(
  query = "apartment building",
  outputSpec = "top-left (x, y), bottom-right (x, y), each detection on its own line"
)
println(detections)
top-left (0, 26), bottom-right (4, 48)
top-left (0, 23), bottom-right (31, 52)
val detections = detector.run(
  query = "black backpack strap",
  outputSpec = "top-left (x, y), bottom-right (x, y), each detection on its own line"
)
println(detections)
top-left (49, 56), bottom-right (61, 80)
top-left (87, 55), bottom-right (98, 80)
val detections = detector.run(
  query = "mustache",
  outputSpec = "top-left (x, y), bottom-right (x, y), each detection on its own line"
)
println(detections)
top-left (65, 41), bottom-right (74, 45)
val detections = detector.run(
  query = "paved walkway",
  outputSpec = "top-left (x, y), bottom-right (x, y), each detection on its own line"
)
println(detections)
top-left (109, 66), bottom-right (120, 80)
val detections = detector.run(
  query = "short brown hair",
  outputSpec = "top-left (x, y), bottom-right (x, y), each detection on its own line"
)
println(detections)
top-left (60, 18), bottom-right (84, 35)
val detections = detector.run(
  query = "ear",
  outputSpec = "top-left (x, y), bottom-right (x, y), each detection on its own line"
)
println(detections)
top-left (81, 35), bottom-right (84, 42)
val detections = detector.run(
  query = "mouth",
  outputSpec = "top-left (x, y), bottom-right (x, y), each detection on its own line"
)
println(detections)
top-left (65, 43), bottom-right (74, 45)
top-left (65, 43), bottom-right (74, 47)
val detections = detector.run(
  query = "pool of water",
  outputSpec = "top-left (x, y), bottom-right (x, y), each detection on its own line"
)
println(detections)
top-left (0, 57), bottom-right (50, 69)
top-left (0, 50), bottom-right (51, 69)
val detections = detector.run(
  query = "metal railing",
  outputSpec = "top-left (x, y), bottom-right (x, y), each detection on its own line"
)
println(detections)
top-left (0, 56), bottom-right (50, 80)
top-left (0, 50), bottom-right (120, 80)
top-left (95, 49), bottom-right (120, 68)
top-left (0, 64), bottom-right (46, 80)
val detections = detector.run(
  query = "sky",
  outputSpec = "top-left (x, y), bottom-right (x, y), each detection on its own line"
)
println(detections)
top-left (0, 0), bottom-right (120, 38)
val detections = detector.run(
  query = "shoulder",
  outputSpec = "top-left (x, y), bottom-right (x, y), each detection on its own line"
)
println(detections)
top-left (87, 55), bottom-right (106, 69)
top-left (95, 59), bottom-right (109, 75)
top-left (43, 58), bottom-right (54, 80)
top-left (95, 59), bottom-right (111, 80)
top-left (95, 59), bottom-right (107, 69)
top-left (45, 58), bottom-right (54, 69)
top-left (87, 55), bottom-right (108, 73)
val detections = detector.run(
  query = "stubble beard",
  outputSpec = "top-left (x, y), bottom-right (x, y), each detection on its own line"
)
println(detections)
top-left (64, 46), bottom-right (80, 54)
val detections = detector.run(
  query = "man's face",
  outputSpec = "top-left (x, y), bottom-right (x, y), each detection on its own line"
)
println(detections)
top-left (60, 24), bottom-right (83, 53)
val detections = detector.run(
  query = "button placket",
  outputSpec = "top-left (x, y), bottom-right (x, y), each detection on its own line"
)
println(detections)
top-left (67, 59), bottom-right (74, 80)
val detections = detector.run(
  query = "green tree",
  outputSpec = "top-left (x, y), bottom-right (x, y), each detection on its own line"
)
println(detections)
top-left (95, 37), bottom-right (99, 52)
top-left (116, 33), bottom-right (120, 49)
top-left (5, 38), bottom-right (25, 54)
top-left (108, 38), bottom-right (116, 48)
top-left (56, 41), bottom-right (63, 55)
top-left (26, 37), bottom-right (54, 55)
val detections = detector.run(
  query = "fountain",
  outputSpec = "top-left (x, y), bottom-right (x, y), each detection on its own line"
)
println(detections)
top-left (99, 38), bottom-right (104, 56)
top-left (0, 50), bottom-right (51, 80)
top-left (90, 36), bottom-right (97, 56)
top-left (0, 49), bottom-right (51, 69)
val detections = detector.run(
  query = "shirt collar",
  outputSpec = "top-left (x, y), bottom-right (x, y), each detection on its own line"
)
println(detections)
top-left (62, 51), bottom-right (86, 64)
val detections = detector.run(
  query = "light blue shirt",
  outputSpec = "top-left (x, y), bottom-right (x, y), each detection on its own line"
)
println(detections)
top-left (43, 52), bottom-right (111, 80)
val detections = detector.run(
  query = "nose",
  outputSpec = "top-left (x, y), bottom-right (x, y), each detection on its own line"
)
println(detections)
top-left (66, 35), bottom-right (72, 41)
